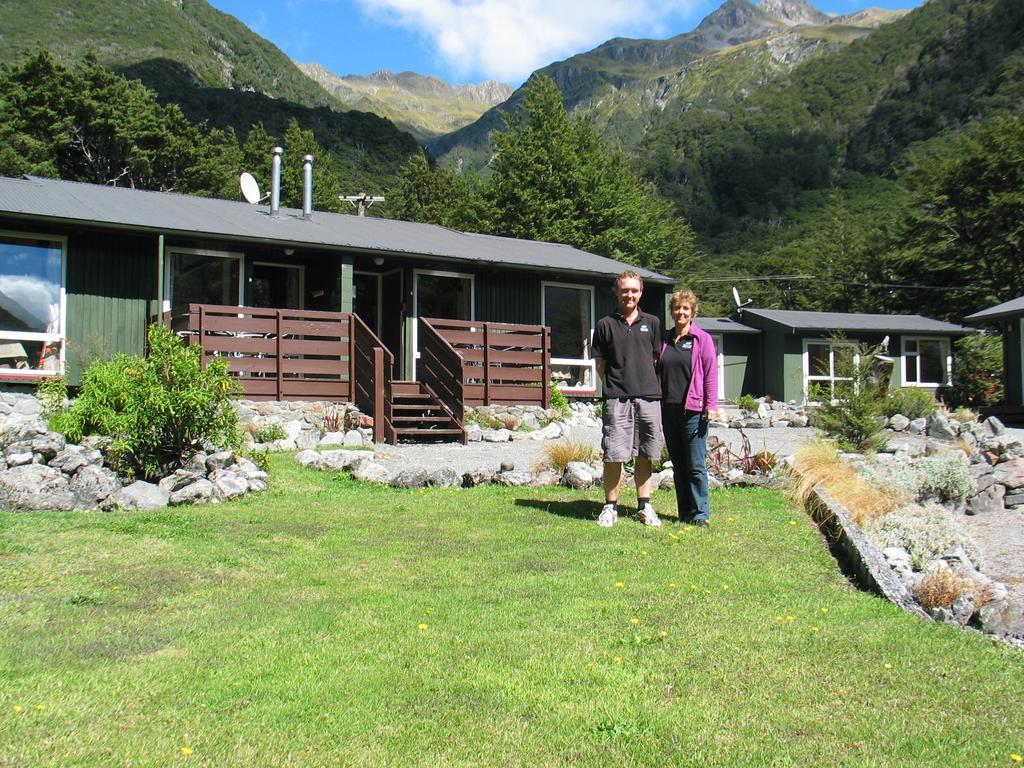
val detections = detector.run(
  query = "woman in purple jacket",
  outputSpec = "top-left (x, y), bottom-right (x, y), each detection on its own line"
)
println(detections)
top-left (659, 290), bottom-right (719, 527)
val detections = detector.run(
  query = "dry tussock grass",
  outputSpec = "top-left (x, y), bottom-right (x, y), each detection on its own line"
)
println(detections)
top-left (535, 438), bottom-right (599, 472)
top-left (497, 413), bottom-right (522, 431)
top-left (942, 405), bottom-right (978, 424)
top-left (914, 569), bottom-right (994, 610)
top-left (788, 440), bottom-right (899, 525)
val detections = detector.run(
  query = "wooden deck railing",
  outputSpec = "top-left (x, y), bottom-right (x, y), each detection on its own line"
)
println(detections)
top-left (421, 318), bottom-right (551, 408)
top-left (418, 317), bottom-right (465, 427)
top-left (165, 304), bottom-right (356, 402)
top-left (351, 313), bottom-right (395, 443)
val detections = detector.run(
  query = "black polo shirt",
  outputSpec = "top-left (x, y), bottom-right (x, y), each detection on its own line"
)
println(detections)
top-left (592, 310), bottom-right (662, 400)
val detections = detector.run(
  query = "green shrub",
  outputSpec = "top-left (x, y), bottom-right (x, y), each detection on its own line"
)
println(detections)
top-left (861, 453), bottom-right (975, 504)
top-left (549, 381), bottom-right (571, 419)
top-left (45, 325), bottom-right (241, 480)
top-left (949, 332), bottom-right (1003, 408)
top-left (865, 502), bottom-right (982, 571)
top-left (252, 423), bottom-right (287, 443)
top-left (883, 387), bottom-right (937, 419)
top-left (810, 341), bottom-right (888, 452)
top-left (736, 394), bottom-right (759, 414)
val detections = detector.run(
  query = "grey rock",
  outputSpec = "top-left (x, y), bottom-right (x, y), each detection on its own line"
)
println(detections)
top-left (482, 429), bottom-right (512, 443)
top-left (562, 461), bottom-right (596, 489)
top-left (756, 402), bottom-right (770, 420)
top-left (318, 431), bottom-right (347, 447)
top-left (427, 467), bottom-right (462, 488)
top-left (532, 470), bottom-right (560, 486)
top-left (70, 466), bottom-right (120, 509)
top-left (977, 600), bottom-right (1024, 639)
top-left (883, 546), bottom-right (911, 565)
top-left (232, 456), bottom-right (264, 479)
top-left (0, 464), bottom-right (76, 511)
top-left (739, 418), bottom-right (764, 429)
top-left (496, 471), bottom-right (534, 487)
top-left (982, 415), bottom-right (1006, 436)
top-left (993, 458), bottom-right (1024, 489)
top-left (500, 460), bottom-right (515, 473)
top-left (1004, 492), bottom-right (1024, 507)
top-left (0, 419), bottom-right (48, 449)
top-left (169, 479), bottom-right (215, 506)
top-left (210, 470), bottom-right (249, 501)
top-left (462, 466), bottom-right (496, 487)
top-left (522, 413), bottom-right (541, 430)
top-left (48, 446), bottom-right (89, 474)
top-left (183, 452), bottom-right (208, 473)
top-left (928, 605), bottom-right (954, 624)
top-left (390, 468), bottom-right (431, 489)
top-left (907, 417), bottom-right (927, 435)
top-left (206, 451), bottom-right (236, 472)
top-left (158, 469), bottom-right (204, 494)
top-left (318, 450), bottom-right (365, 472)
top-left (294, 429), bottom-right (320, 451)
top-left (343, 430), bottom-right (363, 447)
top-left (889, 414), bottom-right (910, 432)
top-left (950, 594), bottom-right (977, 625)
top-left (787, 413), bottom-right (810, 428)
top-left (926, 412), bottom-right (958, 441)
top-left (29, 433), bottom-right (65, 461)
top-left (295, 450), bottom-right (322, 468)
top-left (104, 480), bottom-right (169, 511)
top-left (655, 469), bottom-right (675, 490)
top-left (465, 424), bottom-right (483, 442)
top-left (971, 471), bottom-right (995, 494)
top-left (966, 483), bottom-right (1004, 515)
top-left (6, 451), bottom-right (35, 467)
top-left (351, 461), bottom-right (392, 485)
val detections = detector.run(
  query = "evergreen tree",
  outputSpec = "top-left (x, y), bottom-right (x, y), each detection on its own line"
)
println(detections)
top-left (387, 151), bottom-right (489, 231)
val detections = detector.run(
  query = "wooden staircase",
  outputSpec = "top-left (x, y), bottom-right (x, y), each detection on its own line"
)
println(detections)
top-left (388, 380), bottom-right (467, 443)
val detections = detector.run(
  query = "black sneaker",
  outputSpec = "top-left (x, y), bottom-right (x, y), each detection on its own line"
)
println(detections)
top-left (690, 519), bottom-right (710, 528)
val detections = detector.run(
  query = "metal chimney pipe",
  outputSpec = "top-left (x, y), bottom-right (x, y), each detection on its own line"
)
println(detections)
top-left (270, 146), bottom-right (283, 217)
top-left (302, 154), bottom-right (313, 219)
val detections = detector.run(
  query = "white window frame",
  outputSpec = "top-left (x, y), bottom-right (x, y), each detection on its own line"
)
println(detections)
top-left (710, 333), bottom-right (725, 402)
top-left (0, 229), bottom-right (67, 379)
top-left (411, 268), bottom-right (475, 378)
top-left (803, 338), bottom-right (859, 403)
top-left (901, 336), bottom-right (952, 387)
top-left (251, 260), bottom-right (305, 309)
top-left (542, 280), bottom-right (596, 394)
top-left (163, 246), bottom-right (244, 312)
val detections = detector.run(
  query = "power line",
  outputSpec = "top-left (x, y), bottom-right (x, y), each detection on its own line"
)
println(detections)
top-left (689, 275), bottom-right (984, 293)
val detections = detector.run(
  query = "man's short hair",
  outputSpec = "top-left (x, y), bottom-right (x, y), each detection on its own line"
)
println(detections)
top-left (615, 270), bottom-right (644, 291)
top-left (670, 289), bottom-right (699, 315)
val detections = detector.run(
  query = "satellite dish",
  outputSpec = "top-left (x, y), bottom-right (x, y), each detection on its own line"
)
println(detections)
top-left (732, 286), bottom-right (742, 307)
top-left (240, 172), bottom-right (263, 204)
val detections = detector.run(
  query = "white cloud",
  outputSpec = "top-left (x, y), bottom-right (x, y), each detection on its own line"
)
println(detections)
top-left (364, 0), bottom-right (701, 83)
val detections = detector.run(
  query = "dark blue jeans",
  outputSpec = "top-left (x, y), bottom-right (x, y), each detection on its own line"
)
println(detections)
top-left (662, 407), bottom-right (710, 522)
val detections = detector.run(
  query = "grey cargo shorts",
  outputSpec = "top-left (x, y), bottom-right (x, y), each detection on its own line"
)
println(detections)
top-left (601, 397), bottom-right (664, 463)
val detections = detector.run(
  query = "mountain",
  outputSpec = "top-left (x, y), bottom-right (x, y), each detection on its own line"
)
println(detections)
top-left (427, 0), bottom-right (904, 166)
top-left (296, 66), bottom-right (513, 142)
top-left (0, 0), bottom-right (421, 191)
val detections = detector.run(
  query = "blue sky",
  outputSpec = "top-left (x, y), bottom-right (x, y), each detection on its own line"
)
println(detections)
top-left (207, 0), bottom-right (925, 86)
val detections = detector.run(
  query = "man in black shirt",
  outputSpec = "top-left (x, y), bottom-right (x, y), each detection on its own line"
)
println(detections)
top-left (591, 271), bottom-right (664, 527)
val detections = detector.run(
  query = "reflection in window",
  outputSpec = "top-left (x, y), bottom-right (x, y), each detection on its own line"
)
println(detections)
top-left (903, 337), bottom-right (950, 386)
top-left (805, 341), bottom-right (856, 400)
top-left (0, 234), bottom-right (63, 374)
top-left (169, 250), bottom-right (240, 308)
top-left (544, 283), bottom-right (595, 392)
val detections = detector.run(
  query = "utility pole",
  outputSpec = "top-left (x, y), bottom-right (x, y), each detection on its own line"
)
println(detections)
top-left (341, 192), bottom-right (385, 216)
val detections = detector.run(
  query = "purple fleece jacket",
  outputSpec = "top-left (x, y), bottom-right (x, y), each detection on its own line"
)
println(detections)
top-left (660, 322), bottom-right (719, 414)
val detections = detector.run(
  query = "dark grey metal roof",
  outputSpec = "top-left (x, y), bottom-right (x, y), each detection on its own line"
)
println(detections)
top-left (697, 317), bottom-right (760, 334)
top-left (741, 308), bottom-right (972, 335)
top-left (0, 175), bottom-right (673, 284)
top-left (965, 296), bottom-right (1024, 323)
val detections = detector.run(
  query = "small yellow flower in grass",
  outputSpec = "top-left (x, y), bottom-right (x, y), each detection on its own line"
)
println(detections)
top-left (811, 626), bottom-right (820, 633)
top-left (786, 615), bottom-right (795, 622)
top-left (614, 582), bottom-right (625, 589)
top-left (690, 584), bottom-right (698, 590)
top-left (180, 746), bottom-right (193, 757)
top-left (12, 705), bottom-right (23, 713)
top-left (722, 584), bottom-right (731, 591)
top-left (630, 617), bottom-right (641, 625)
top-left (34, 705), bottom-right (45, 712)
top-left (789, 520), bottom-right (797, 526)
top-left (659, 630), bottom-right (669, 638)
top-left (667, 532), bottom-right (679, 540)
top-left (775, 615), bottom-right (784, 622)
top-left (820, 607), bottom-right (829, 614)
top-left (641, 550), bottom-right (649, 556)
top-left (1010, 754), bottom-right (1022, 762)
top-left (613, 656), bottom-right (622, 665)
top-left (426, 607), bottom-right (434, 614)
top-left (884, 663), bottom-right (893, 670)
top-left (418, 623), bottom-right (428, 631)
top-left (669, 582), bottom-right (677, 589)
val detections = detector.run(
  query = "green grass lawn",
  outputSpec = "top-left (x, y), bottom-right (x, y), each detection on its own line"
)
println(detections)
top-left (1, 454), bottom-right (1022, 767)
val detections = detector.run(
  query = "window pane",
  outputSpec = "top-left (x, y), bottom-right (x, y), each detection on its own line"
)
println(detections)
top-left (0, 338), bottom-right (61, 372)
top-left (919, 339), bottom-right (945, 383)
top-left (808, 344), bottom-right (830, 377)
top-left (904, 354), bottom-right (919, 383)
top-left (171, 252), bottom-right (239, 308)
top-left (0, 236), bottom-right (61, 334)
top-left (417, 274), bottom-right (471, 320)
top-left (545, 285), bottom-right (591, 359)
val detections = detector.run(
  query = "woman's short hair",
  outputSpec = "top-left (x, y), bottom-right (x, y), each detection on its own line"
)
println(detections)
top-left (670, 289), bottom-right (699, 314)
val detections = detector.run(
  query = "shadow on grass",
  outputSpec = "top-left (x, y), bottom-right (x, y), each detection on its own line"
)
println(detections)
top-left (514, 497), bottom-right (598, 521)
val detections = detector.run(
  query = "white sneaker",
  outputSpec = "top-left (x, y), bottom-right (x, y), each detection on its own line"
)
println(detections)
top-left (597, 503), bottom-right (618, 527)
top-left (637, 503), bottom-right (662, 527)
